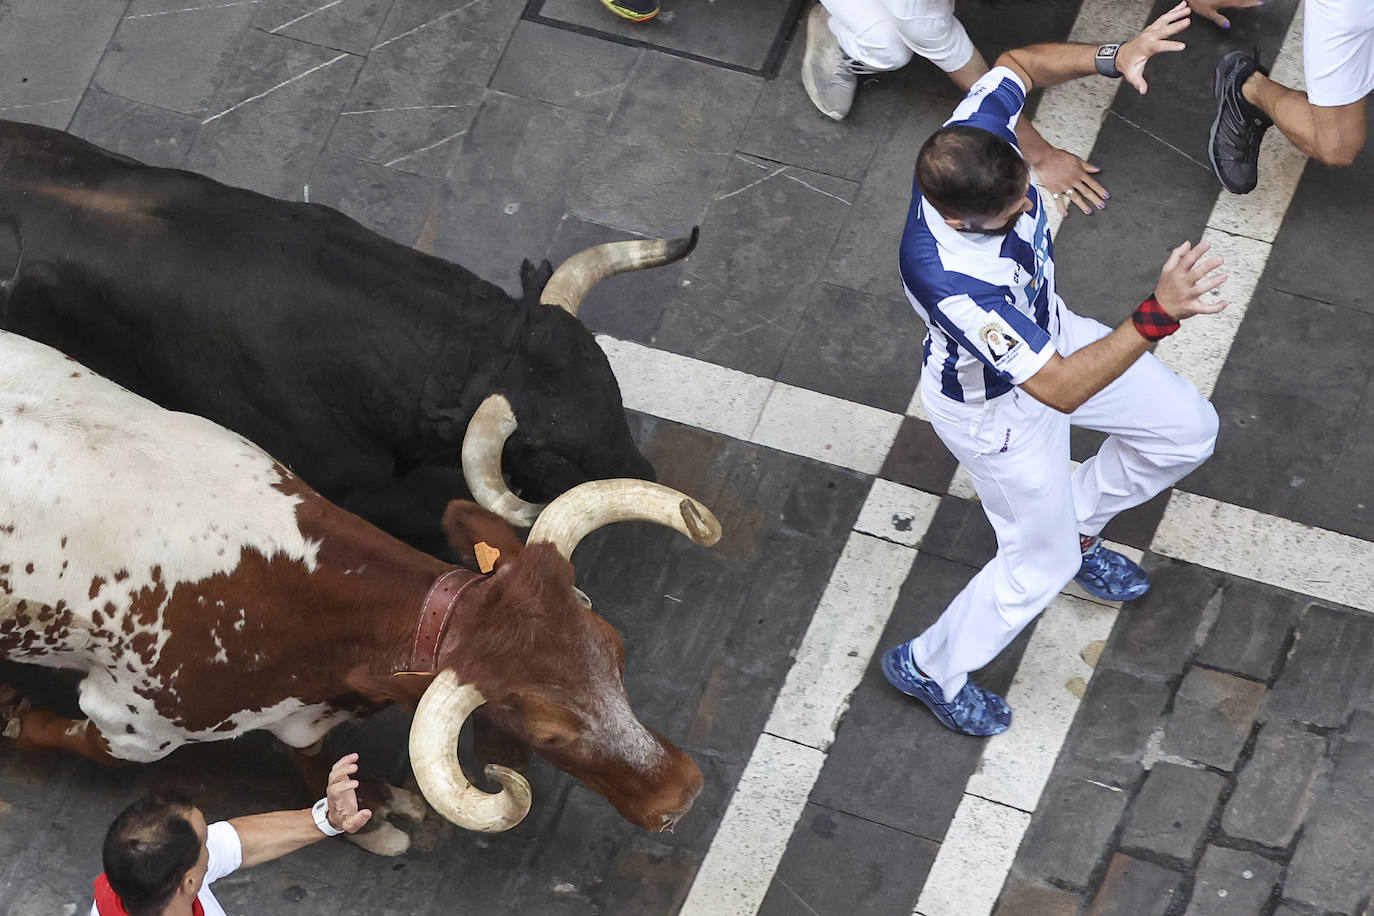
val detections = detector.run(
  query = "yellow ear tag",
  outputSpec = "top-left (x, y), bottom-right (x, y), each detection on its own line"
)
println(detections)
top-left (475, 541), bottom-right (501, 574)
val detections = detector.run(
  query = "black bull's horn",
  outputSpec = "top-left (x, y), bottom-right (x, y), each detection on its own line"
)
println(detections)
top-left (538, 228), bottom-right (698, 316)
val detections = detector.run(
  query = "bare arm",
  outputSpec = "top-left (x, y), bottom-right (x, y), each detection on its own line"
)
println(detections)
top-left (998, 2), bottom-right (1191, 95)
top-left (1019, 240), bottom-right (1228, 413)
top-left (228, 753), bottom-right (373, 868)
top-left (948, 46), bottom-right (1108, 214)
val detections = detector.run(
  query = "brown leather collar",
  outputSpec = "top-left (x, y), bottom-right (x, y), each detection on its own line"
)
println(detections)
top-left (395, 568), bottom-right (482, 675)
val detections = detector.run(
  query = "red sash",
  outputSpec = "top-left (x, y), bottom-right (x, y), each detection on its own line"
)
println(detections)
top-left (94, 873), bottom-right (204, 916)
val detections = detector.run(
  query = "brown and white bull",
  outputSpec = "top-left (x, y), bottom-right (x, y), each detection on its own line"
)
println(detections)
top-left (0, 329), bottom-right (719, 851)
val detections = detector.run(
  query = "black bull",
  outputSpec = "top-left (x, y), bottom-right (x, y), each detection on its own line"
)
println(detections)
top-left (0, 119), bottom-right (696, 557)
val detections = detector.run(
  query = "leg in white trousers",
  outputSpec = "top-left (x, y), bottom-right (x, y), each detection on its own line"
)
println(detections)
top-left (912, 310), bottom-right (1218, 700)
top-left (820, 0), bottom-right (974, 73)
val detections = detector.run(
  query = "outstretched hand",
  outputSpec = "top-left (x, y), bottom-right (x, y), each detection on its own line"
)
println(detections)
top-left (325, 752), bottom-right (374, 834)
top-left (1186, 0), bottom-right (1262, 30)
top-left (1118, 1), bottom-right (1192, 95)
top-left (1155, 239), bottom-right (1228, 320)
top-left (1033, 147), bottom-right (1108, 216)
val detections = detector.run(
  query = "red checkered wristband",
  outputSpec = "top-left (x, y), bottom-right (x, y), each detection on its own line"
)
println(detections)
top-left (1132, 295), bottom-right (1180, 341)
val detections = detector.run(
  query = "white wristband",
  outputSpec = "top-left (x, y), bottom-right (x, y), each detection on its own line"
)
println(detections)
top-left (311, 798), bottom-right (344, 836)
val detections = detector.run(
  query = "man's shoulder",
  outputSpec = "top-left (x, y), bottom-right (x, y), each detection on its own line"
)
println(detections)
top-left (205, 821), bottom-right (243, 884)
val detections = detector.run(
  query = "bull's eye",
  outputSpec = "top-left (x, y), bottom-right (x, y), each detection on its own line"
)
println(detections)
top-left (572, 587), bottom-right (592, 609)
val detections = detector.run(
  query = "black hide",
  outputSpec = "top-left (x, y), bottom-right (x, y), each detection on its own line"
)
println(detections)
top-left (0, 120), bottom-right (655, 558)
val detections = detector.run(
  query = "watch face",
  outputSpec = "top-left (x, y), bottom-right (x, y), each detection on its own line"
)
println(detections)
top-left (1098, 43), bottom-right (1120, 56)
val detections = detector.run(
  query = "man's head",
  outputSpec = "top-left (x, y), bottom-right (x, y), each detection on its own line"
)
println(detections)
top-left (102, 795), bottom-right (208, 916)
top-left (916, 125), bottom-right (1032, 235)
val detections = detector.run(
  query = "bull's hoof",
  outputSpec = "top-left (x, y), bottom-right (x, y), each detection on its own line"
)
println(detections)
top-left (383, 784), bottom-right (427, 823)
top-left (346, 820), bottom-right (412, 857)
top-left (343, 783), bottom-right (427, 856)
top-left (0, 690), bottom-right (28, 739)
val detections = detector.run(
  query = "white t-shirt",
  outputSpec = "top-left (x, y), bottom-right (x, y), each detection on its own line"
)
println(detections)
top-left (92, 821), bottom-right (243, 916)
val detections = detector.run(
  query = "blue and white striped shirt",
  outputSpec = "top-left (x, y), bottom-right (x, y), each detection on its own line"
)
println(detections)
top-left (899, 67), bottom-right (1064, 404)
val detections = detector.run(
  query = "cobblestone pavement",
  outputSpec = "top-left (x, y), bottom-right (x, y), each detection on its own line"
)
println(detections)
top-left (2, 0), bottom-right (1374, 914)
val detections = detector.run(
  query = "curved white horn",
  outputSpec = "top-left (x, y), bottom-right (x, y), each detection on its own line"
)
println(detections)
top-left (539, 228), bottom-right (699, 316)
top-left (460, 394), bottom-right (544, 528)
top-left (527, 479), bottom-right (722, 562)
top-left (409, 670), bottom-right (533, 833)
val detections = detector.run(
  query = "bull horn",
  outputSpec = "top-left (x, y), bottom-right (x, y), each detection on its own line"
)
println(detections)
top-left (539, 227), bottom-right (699, 316)
top-left (408, 670), bottom-right (533, 833)
top-left (461, 394), bottom-right (544, 528)
top-left (528, 479), bottom-right (722, 562)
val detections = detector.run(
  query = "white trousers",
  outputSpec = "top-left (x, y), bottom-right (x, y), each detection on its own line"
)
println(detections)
top-left (913, 310), bottom-right (1218, 699)
top-left (820, 0), bottom-right (975, 72)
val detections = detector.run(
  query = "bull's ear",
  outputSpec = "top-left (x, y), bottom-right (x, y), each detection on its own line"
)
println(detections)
top-left (519, 258), bottom-right (554, 304)
top-left (442, 500), bottom-right (523, 571)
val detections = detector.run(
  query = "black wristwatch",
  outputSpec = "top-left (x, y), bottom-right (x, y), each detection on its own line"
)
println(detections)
top-left (1095, 43), bottom-right (1123, 79)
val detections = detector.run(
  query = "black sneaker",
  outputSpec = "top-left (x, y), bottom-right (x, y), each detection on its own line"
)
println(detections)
top-left (600, 0), bottom-right (659, 21)
top-left (1209, 50), bottom-right (1273, 194)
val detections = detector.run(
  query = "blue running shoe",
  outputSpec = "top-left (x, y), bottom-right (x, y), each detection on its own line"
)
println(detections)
top-left (1075, 537), bottom-right (1151, 601)
top-left (880, 643), bottom-right (1011, 736)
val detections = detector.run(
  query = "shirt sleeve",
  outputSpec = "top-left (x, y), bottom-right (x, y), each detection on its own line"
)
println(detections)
top-left (929, 291), bottom-right (1054, 385)
top-left (204, 821), bottom-right (244, 885)
top-left (943, 67), bottom-right (1028, 149)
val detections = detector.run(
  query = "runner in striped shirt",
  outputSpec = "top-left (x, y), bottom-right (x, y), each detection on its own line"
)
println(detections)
top-left (882, 3), bottom-right (1231, 737)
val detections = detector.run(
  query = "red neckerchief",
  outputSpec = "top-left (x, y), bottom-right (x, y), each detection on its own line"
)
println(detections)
top-left (94, 873), bottom-right (205, 916)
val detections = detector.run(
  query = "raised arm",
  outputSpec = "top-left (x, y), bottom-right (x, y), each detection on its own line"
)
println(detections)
top-left (998, 2), bottom-right (1192, 95)
top-left (228, 753), bottom-right (374, 868)
top-left (1019, 240), bottom-right (1228, 413)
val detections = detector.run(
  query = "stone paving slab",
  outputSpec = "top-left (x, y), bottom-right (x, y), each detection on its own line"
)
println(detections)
top-left (756, 804), bottom-right (939, 916)
top-left (806, 552), bottom-right (1031, 840)
top-left (880, 417), bottom-right (961, 495)
top-left (0, 0), bottom-right (123, 129)
top-left (992, 878), bottom-right (1082, 916)
top-left (1121, 762), bottom-right (1225, 864)
top-left (1183, 845), bottom-right (1281, 916)
top-left (1194, 580), bottom-right (1305, 682)
top-left (1263, 114), bottom-right (1374, 313)
top-left (1087, 853), bottom-right (1182, 916)
top-left (1283, 732), bottom-right (1374, 914)
top-left (1261, 603), bottom-right (1374, 728)
top-left (531, 0), bottom-right (801, 75)
top-left (4, 0), bottom-right (1374, 914)
top-left (1160, 667), bottom-right (1265, 771)
top-left (1013, 773), bottom-right (1130, 890)
top-left (68, 87), bottom-right (201, 168)
top-left (1220, 720), bottom-right (1326, 849)
top-left (1189, 287), bottom-right (1374, 541)
top-left (654, 154), bottom-right (860, 378)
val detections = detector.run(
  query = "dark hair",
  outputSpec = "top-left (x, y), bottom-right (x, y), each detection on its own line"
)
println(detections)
top-left (916, 125), bottom-right (1029, 221)
top-left (102, 793), bottom-right (201, 916)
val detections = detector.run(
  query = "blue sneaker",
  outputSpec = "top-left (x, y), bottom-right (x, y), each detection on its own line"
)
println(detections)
top-left (1075, 537), bottom-right (1150, 601)
top-left (880, 644), bottom-right (1011, 736)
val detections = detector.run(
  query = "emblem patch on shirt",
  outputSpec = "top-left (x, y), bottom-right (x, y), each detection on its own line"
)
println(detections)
top-left (979, 320), bottom-right (1023, 363)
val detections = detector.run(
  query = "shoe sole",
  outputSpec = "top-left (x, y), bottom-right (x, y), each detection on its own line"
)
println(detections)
top-left (1208, 52), bottom-right (1258, 194)
top-left (1075, 578), bottom-right (1151, 602)
top-left (801, 5), bottom-right (846, 121)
